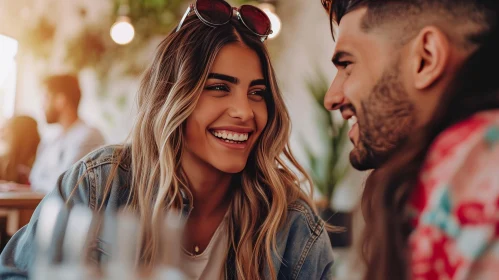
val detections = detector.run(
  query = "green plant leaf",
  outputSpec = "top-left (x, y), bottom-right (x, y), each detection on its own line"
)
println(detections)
top-left (303, 67), bottom-right (351, 202)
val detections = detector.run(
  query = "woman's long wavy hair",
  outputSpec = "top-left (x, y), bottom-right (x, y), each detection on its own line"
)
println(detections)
top-left (99, 15), bottom-right (315, 279)
top-left (326, 1), bottom-right (499, 279)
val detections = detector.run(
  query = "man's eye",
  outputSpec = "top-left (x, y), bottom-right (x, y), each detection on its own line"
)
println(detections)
top-left (337, 61), bottom-right (352, 69)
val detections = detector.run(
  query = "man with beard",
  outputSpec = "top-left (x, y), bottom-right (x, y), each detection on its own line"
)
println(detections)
top-left (322, 0), bottom-right (499, 279)
top-left (30, 74), bottom-right (105, 193)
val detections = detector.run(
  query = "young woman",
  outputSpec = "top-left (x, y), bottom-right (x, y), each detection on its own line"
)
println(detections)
top-left (0, 116), bottom-right (40, 185)
top-left (0, 1), bottom-right (334, 279)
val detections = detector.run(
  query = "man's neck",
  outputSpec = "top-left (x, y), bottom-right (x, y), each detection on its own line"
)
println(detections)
top-left (58, 111), bottom-right (79, 132)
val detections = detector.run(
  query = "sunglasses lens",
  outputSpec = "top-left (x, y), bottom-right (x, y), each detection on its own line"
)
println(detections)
top-left (196, 0), bottom-right (232, 24)
top-left (239, 5), bottom-right (271, 35)
top-left (322, 0), bottom-right (332, 12)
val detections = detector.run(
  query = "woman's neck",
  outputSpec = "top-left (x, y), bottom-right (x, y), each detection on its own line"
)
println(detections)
top-left (181, 153), bottom-right (233, 218)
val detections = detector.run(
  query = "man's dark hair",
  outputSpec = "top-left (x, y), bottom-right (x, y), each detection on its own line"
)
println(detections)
top-left (322, 1), bottom-right (499, 280)
top-left (326, 0), bottom-right (496, 48)
top-left (43, 74), bottom-right (81, 108)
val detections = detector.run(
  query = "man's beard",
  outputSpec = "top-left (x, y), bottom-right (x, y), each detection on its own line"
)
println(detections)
top-left (349, 65), bottom-right (416, 171)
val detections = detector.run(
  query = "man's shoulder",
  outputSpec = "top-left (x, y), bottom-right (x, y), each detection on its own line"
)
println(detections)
top-left (77, 121), bottom-right (105, 143)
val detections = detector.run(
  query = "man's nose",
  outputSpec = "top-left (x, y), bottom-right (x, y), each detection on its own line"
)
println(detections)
top-left (324, 77), bottom-right (346, 111)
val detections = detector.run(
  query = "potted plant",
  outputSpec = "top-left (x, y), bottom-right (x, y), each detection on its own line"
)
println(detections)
top-left (303, 69), bottom-right (352, 248)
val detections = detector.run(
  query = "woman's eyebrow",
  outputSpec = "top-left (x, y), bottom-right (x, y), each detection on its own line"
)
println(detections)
top-left (207, 73), bottom-right (239, 84)
top-left (249, 79), bottom-right (266, 87)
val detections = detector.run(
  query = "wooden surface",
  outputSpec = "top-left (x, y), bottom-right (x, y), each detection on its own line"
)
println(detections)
top-left (0, 187), bottom-right (45, 233)
top-left (0, 191), bottom-right (45, 207)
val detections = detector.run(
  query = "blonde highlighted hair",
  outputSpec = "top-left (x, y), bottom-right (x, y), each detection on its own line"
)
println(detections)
top-left (100, 15), bottom-right (316, 279)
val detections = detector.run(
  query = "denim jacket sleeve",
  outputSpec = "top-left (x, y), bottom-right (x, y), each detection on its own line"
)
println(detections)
top-left (0, 159), bottom-right (92, 279)
top-left (274, 200), bottom-right (335, 280)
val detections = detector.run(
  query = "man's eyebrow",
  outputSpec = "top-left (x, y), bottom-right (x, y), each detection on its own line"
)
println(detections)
top-left (331, 51), bottom-right (353, 66)
top-left (207, 73), bottom-right (239, 84)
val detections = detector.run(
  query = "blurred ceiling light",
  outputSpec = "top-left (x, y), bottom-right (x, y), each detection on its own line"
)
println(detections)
top-left (258, 3), bottom-right (281, 40)
top-left (110, 16), bottom-right (135, 45)
top-left (111, 3), bottom-right (134, 45)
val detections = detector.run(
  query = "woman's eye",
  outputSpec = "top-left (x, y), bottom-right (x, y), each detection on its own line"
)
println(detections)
top-left (205, 84), bottom-right (230, 92)
top-left (248, 89), bottom-right (267, 101)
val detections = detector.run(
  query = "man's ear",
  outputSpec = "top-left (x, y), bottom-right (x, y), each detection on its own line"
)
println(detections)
top-left (409, 26), bottom-right (450, 90)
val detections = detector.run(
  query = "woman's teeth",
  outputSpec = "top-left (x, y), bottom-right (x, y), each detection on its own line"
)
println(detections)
top-left (211, 130), bottom-right (249, 143)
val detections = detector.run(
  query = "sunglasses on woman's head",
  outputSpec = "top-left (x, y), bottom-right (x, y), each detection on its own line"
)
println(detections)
top-left (321, 0), bottom-right (332, 13)
top-left (176, 0), bottom-right (273, 42)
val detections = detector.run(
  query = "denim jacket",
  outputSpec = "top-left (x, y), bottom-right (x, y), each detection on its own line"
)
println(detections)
top-left (0, 145), bottom-right (334, 279)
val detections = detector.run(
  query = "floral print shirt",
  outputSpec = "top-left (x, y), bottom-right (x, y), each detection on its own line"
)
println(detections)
top-left (409, 110), bottom-right (499, 280)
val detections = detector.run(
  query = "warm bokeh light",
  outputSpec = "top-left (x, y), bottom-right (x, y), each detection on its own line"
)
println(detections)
top-left (258, 4), bottom-right (281, 40)
top-left (110, 16), bottom-right (135, 45)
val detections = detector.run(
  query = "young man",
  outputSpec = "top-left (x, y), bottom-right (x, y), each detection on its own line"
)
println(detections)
top-left (322, 1), bottom-right (499, 279)
top-left (30, 74), bottom-right (105, 193)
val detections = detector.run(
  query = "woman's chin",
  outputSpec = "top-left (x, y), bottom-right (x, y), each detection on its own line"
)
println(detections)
top-left (215, 162), bottom-right (246, 174)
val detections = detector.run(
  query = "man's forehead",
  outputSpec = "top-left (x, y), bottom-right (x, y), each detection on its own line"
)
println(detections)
top-left (335, 7), bottom-right (368, 50)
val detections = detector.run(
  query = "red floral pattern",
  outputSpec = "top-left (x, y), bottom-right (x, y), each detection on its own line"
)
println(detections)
top-left (409, 110), bottom-right (499, 280)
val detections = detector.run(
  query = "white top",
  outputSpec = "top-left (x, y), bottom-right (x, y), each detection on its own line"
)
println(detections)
top-left (30, 120), bottom-right (105, 193)
top-left (180, 215), bottom-right (229, 280)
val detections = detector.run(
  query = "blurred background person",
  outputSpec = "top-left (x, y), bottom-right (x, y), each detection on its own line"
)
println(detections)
top-left (0, 116), bottom-right (40, 185)
top-left (29, 74), bottom-right (105, 193)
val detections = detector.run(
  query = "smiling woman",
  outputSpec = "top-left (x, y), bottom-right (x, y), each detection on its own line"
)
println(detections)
top-left (184, 43), bottom-right (269, 174)
top-left (0, 1), bottom-right (334, 279)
